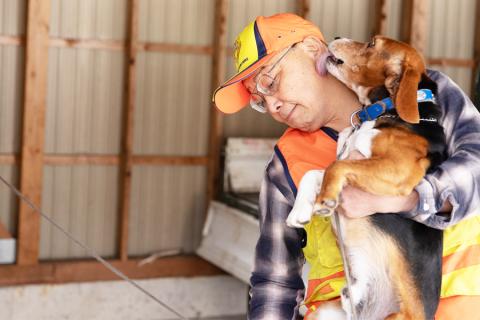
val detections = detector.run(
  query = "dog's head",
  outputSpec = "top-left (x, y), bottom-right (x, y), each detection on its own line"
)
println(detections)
top-left (326, 36), bottom-right (426, 123)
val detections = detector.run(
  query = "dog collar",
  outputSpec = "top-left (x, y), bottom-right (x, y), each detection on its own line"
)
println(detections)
top-left (357, 89), bottom-right (436, 122)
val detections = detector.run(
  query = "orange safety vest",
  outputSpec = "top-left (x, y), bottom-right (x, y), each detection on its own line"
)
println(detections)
top-left (276, 127), bottom-right (480, 319)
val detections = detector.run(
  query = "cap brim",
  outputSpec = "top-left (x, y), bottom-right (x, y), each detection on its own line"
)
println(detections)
top-left (213, 53), bottom-right (276, 114)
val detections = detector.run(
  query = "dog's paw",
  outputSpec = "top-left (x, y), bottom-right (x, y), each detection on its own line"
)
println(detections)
top-left (286, 201), bottom-right (314, 228)
top-left (313, 198), bottom-right (338, 217)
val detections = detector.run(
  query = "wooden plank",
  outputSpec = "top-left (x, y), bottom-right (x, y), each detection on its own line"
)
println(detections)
top-left (49, 38), bottom-right (124, 51)
top-left (44, 155), bottom-right (120, 166)
top-left (427, 58), bottom-right (476, 68)
top-left (0, 35), bottom-right (23, 46)
top-left (297, 0), bottom-right (310, 18)
top-left (0, 221), bottom-right (12, 239)
top-left (17, 0), bottom-right (51, 266)
top-left (471, 0), bottom-right (480, 96)
top-left (373, 0), bottom-right (388, 36)
top-left (1, 35), bottom-right (214, 55)
top-left (118, 0), bottom-right (139, 262)
top-left (207, 0), bottom-right (228, 207)
top-left (0, 155), bottom-right (17, 165)
top-left (0, 154), bottom-right (210, 166)
top-left (0, 256), bottom-right (222, 286)
top-left (133, 155), bottom-right (209, 166)
top-left (136, 42), bottom-right (213, 55)
top-left (400, 0), bottom-right (429, 55)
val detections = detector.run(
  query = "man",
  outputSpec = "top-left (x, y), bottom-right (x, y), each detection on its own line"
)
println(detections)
top-left (213, 13), bottom-right (480, 319)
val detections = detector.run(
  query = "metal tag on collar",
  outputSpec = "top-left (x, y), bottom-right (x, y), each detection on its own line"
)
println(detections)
top-left (417, 89), bottom-right (436, 103)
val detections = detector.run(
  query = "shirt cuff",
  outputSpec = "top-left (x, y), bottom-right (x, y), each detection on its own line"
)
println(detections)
top-left (402, 179), bottom-right (437, 220)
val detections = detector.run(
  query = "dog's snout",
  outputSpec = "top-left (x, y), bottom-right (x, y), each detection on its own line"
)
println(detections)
top-left (334, 36), bottom-right (342, 40)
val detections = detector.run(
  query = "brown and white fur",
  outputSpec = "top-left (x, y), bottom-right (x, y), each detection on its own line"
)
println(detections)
top-left (287, 36), bottom-right (446, 320)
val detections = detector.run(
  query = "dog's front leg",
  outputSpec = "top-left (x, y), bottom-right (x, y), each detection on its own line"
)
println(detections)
top-left (286, 170), bottom-right (325, 228)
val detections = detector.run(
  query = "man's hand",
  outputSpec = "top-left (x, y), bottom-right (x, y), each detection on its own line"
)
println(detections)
top-left (337, 149), bottom-right (419, 218)
top-left (338, 186), bottom-right (419, 218)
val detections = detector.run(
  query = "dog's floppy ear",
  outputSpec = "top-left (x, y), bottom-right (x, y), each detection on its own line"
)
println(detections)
top-left (394, 65), bottom-right (421, 123)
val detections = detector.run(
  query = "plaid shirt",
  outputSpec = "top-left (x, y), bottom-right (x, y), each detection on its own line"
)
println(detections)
top-left (248, 70), bottom-right (480, 320)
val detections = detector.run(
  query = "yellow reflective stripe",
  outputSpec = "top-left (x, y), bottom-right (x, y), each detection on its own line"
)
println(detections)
top-left (441, 264), bottom-right (480, 297)
top-left (443, 215), bottom-right (480, 256)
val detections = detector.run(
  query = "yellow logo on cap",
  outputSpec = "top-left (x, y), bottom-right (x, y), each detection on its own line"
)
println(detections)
top-left (234, 21), bottom-right (259, 72)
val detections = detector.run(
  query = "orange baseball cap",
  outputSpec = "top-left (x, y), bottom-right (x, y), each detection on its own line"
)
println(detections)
top-left (213, 13), bottom-right (324, 114)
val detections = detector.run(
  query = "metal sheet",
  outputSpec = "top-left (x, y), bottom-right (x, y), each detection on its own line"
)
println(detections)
top-left (309, 0), bottom-right (375, 41)
top-left (45, 47), bottom-right (125, 154)
top-left (128, 165), bottom-right (206, 256)
top-left (134, 52), bottom-right (211, 155)
top-left (40, 165), bottom-right (119, 259)
top-left (138, 0), bottom-right (215, 45)
top-left (50, 0), bottom-right (127, 40)
top-left (0, 45), bottom-right (23, 153)
top-left (0, 0), bottom-right (26, 36)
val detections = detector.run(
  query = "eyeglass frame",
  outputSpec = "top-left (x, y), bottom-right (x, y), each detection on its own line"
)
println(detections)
top-left (248, 44), bottom-right (296, 113)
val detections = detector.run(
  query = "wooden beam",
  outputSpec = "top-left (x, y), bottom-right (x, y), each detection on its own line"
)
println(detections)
top-left (1, 35), bottom-right (214, 55)
top-left (0, 35), bottom-right (23, 46)
top-left (0, 255), bottom-right (222, 286)
top-left (297, 0), bottom-right (310, 19)
top-left (49, 38), bottom-right (124, 51)
top-left (427, 58), bottom-right (476, 68)
top-left (471, 0), bottom-right (480, 98)
top-left (400, 0), bottom-right (429, 55)
top-left (0, 155), bottom-right (17, 165)
top-left (207, 0), bottom-right (228, 207)
top-left (136, 42), bottom-right (213, 55)
top-left (118, 0), bottom-right (139, 262)
top-left (0, 154), bottom-right (210, 166)
top-left (133, 155), bottom-right (209, 166)
top-left (373, 0), bottom-right (388, 36)
top-left (17, 0), bottom-right (51, 266)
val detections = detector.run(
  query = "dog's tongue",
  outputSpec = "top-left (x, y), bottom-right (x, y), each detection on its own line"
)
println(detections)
top-left (316, 51), bottom-right (332, 76)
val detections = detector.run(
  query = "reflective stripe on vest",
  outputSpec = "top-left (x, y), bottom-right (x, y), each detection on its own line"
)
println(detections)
top-left (276, 127), bottom-right (480, 317)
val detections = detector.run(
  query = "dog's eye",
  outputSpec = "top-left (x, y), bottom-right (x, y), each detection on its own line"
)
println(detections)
top-left (367, 39), bottom-right (375, 48)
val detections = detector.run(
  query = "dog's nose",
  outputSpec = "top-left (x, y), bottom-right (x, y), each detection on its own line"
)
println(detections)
top-left (334, 36), bottom-right (342, 40)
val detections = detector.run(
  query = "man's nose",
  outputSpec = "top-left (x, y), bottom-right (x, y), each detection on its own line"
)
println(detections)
top-left (264, 95), bottom-right (282, 113)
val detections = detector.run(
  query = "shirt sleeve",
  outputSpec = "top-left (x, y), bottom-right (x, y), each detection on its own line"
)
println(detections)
top-left (407, 70), bottom-right (480, 229)
top-left (248, 152), bottom-right (306, 320)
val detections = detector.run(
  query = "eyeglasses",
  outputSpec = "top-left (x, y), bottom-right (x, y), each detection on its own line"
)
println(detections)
top-left (249, 45), bottom-right (295, 113)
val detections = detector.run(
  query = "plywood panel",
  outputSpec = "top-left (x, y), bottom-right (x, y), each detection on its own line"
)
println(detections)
top-left (50, 0), bottom-right (127, 40)
top-left (138, 0), bottom-right (215, 45)
top-left (40, 165), bottom-right (119, 259)
top-left (128, 165), bottom-right (206, 256)
top-left (0, 45), bottom-right (23, 153)
top-left (0, 165), bottom-right (18, 236)
top-left (45, 48), bottom-right (125, 154)
top-left (0, 0), bottom-right (26, 36)
top-left (134, 52), bottom-right (211, 155)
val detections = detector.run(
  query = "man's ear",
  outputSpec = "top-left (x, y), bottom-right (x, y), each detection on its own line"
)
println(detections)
top-left (298, 36), bottom-right (327, 59)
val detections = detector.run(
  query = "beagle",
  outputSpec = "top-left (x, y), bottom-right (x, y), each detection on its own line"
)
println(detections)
top-left (287, 36), bottom-right (447, 319)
